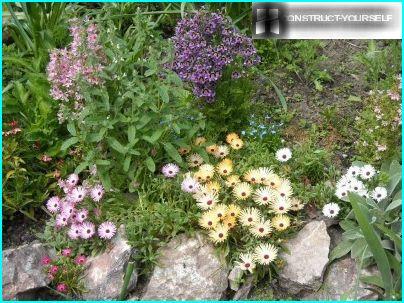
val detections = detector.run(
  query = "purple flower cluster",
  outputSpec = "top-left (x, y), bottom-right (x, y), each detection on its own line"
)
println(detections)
top-left (46, 172), bottom-right (116, 241)
top-left (47, 19), bottom-right (105, 104)
top-left (171, 11), bottom-right (260, 102)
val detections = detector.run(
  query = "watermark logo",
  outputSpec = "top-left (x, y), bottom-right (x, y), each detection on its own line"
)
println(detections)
top-left (252, 2), bottom-right (401, 39)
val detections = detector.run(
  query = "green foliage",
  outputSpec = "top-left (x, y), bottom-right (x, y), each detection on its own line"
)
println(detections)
top-left (330, 160), bottom-right (402, 299)
top-left (62, 14), bottom-right (204, 191)
top-left (354, 81), bottom-right (401, 165)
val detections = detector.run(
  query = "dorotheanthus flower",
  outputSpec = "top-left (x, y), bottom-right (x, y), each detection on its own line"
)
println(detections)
top-left (80, 221), bottom-right (96, 239)
top-left (217, 159), bottom-right (233, 176)
top-left (360, 164), bottom-right (376, 180)
top-left (263, 172), bottom-right (282, 189)
top-left (233, 182), bottom-right (252, 200)
top-left (253, 187), bottom-right (273, 205)
top-left (347, 165), bottom-right (361, 178)
top-left (206, 144), bottom-right (218, 155)
top-left (199, 211), bottom-right (220, 229)
top-left (226, 132), bottom-right (239, 144)
top-left (162, 163), bottom-right (180, 178)
top-left (199, 164), bottom-right (215, 180)
top-left (235, 253), bottom-right (256, 273)
top-left (289, 197), bottom-right (305, 211)
top-left (244, 168), bottom-right (261, 184)
top-left (212, 204), bottom-right (228, 220)
top-left (226, 204), bottom-right (242, 218)
top-left (187, 153), bottom-right (204, 167)
top-left (98, 221), bottom-right (117, 239)
top-left (371, 186), bottom-right (387, 202)
top-left (270, 198), bottom-right (291, 214)
top-left (271, 214), bottom-right (291, 231)
top-left (46, 196), bottom-right (61, 213)
top-left (230, 138), bottom-right (244, 150)
top-left (335, 187), bottom-right (349, 200)
top-left (194, 136), bottom-right (206, 146)
top-left (322, 203), bottom-right (340, 218)
top-left (178, 146), bottom-right (191, 155)
top-left (277, 179), bottom-right (293, 199)
top-left (239, 207), bottom-right (261, 227)
top-left (209, 223), bottom-right (229, 244)
top-left (250, 219), bottom-right (272, 238)
top-left (257, 167), bottom-right (273, 184)
top-left (181, 175), bottom-right (200, 193)
top-left (223, 216), bottom-right (237, 229)
top-left (276, 147), bottom-right (292, 162)
top-left (225, 175), bottom-right (241, 187)
top-left (214, 145), bottom-right (229, 158)
top-left (195, 191), bottom-right (219, 210)
top-left (254, 243), bottom-right (278, 265)
top-left (193, 170), bottom-right (208, 183)
top-left (206, 181), bottom-right (221, 193)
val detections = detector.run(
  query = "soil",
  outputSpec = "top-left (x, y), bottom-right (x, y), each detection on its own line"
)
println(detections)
top-left (2, 212), bottom-right (46, 249)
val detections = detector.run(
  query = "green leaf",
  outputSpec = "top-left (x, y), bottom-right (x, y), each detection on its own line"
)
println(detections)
top-left (145, 157), bottom-right (156, 172)
top-left (267, 77), bottom-right (287, 111)
top-left (144, 69), bottom-right (156, 77)
top-left (67, 122), bottom-right (76, 136)
top-left (385, 199), bottom-right (401, 212)
top-left (348, 193), bottom-right (394, 298)
top-left (360, 275), bottom-right (384, 288)
top-left (95, 160), bottom-right (111, 166)
top-left (74, 162), bottom-right (88, 174)
top-left (61, 137), bottom-right (79, 151)
top-left (329, 240), bottom-right (354, 262)
top-left (123, 156), bottom-right (131, 173)
top-left (157, 85), bottom-right (169, 103)
top-left (128, 125), bottom-right (137, 144)
top-left (163, 142), bottom-right (183, 163)
top-left (107, 137), bottom-right (127, 154)
top-left (375, 223), bottom-right (402, 252)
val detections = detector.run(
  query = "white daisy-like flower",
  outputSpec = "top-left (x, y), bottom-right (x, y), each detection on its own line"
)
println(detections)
top-left (347, 165), bottom-right (361, 178)
top-left (275, 148), bottom-right (292, 162)
top-left (213, 145), bottom-right (229, 158)
top-left (270, 198), bottom-right (291, 214)
top-left (254, 243), bottom-right (278, 265)
top-left (235, 253), bottom-right (256, 273)
top-left (371, 186), bottom-right (387, 202)
top-left (335, 187), bottom-right (349, 200)
top-left (181, 175), bottom-right (200, 193)
top-left (336, 174), bottom-right (355, 190)
top-left (195, 192), bottom-right (219, 210)
top-left (187, 153), bottom-right (204, 167)
top-left (249, 219), bottom-right (272, 238)
top-left (289, 197), bottom-right (305, 211)
top-left (239, 207), bottom-right (261, 227)
top-left (349, 179), bottom-right (365, 193)
top-left (322, 203), bottom-right (340, 218)
top-left (277, 179), bottom-right (293, 199)
top-left (360, 164), bottom-right (376, 180)
top-left (253, 187), bottom-right (273, 205)
top-left (257, 167), bottom-right (273, 183)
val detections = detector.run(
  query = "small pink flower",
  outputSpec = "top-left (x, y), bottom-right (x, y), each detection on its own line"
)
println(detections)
top-left (161, 163), bottom-right (180, 178)
top-left (67, 173), bottom-right (79, 187)
top-left (56, 283), bottom-right (68, 293)
top-left (90, 184), bottom-right (104, 202)
top-left (41, 256), bottom-right (52, 266)
top-left (47, 273), bottom-right (55, 281)
top-left (80, 221), bottom-right (95, 239)
top-left (68, 224), bottom-right (82, 240)
top-left (76, 209), bottom-right (88, 223)
top-left (98, 221), bottom-right (117, 239)
top-left (75, 255), bottom-right (87, 265)
top-left (62, 248), bottom-right (72, 257)
top-left (49, 265), bottom-right (59, 274)
top-left (46, 196), bottom-right (61, 213)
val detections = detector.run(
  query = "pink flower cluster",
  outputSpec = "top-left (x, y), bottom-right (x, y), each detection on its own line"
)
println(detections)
top-left (47, 19), bottom-right (105, 104)
top-left (46, 173), bottom-right (116, 240)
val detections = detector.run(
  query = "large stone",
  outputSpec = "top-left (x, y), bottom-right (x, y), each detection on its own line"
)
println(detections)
top-left (279, 220), bottom-right (330, 294)
top-left (141, 232), bottom-right (228, 300)
top-left (302, 257), bottom-right (379, 300)
top-left (82, 226), bottom-right (137, 300)
top-left (228, 266), bottom-right (244, 291)
top-left (2, 242), bottom-right (50, 300)
top-left (233, 275), bottom-right (254, 300)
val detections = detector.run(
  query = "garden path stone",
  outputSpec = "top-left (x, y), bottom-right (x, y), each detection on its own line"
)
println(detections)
top-left (2, 241), bottom-right (51, 300)
top-left (141, 232), bottom-right (228, 300)
top-left (81, 226), bottom-right (137, 300)
top-left (301, 256), bottom-right (379, 300)
top-left (278, 220), bottom-right (330, 294)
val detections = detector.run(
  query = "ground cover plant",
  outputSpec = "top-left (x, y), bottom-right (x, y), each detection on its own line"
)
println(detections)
top-left (2, 2), bottom-right (402, 301)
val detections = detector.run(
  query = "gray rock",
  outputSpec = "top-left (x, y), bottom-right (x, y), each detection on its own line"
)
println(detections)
top-left (228, 266), bottom-right (244, 291)
top-left (82, 226), bottom-right (137, 300)
top-left (233, 275), bottom-right (254, 300)
top-left (141, 233), bottom-right (228, 300)
top-left (301, 257), bottom-right (379, 300)
top-left (2, 242), bottom-right (50, 300)
top-left (279, 220), bottom-right (330, 294)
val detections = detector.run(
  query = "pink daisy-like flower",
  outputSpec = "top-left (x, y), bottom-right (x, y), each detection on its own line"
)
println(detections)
top-left (61, 203), bottom-right (75, 218)
top-left (46, 196), bottom-right (61, 213)
top-left (80, 221), bottom-right (95, 239)
top-left (98, 221), bottom-right (117, 239)
top-left (41, 256), bottom-right (52, 265)
top-left (75, 255), bottom-right (87, 265)
top-left (67, 173), bottom-right (79, 187)
top-left (71, 186), bottom-right (86, 203)
top-left (76, 209), bottom-right (88, 223)
top-left (181, 176), bottom-right (200, 193)
top-left (62, 248), bottom-right (72, 257)
top-left (90, 184), bottom-right (104, 202)
top-left (49, 265), bottom-right (59, 274)
top-left (161, 163), bottom-right (180, 178)
top-left (48, 273), bottom-right (55, 281)
top-left (55, 213), bottom-right (69, 227)
top-left (56, 283), bottom-right (68, 293)
top-left (68, 224), bottom-right (82, 240)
